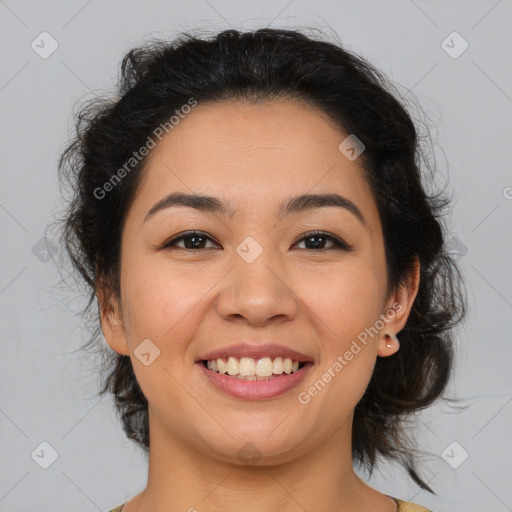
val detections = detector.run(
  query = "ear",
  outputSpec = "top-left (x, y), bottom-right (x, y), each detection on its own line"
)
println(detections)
top-left (97, 281), bottom-right (130, 356)
top-left (377, 258), bottom-right (420, 357)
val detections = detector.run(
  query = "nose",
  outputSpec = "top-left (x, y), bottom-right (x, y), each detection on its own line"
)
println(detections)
top-left (215, 246), bottom-right (298, 327)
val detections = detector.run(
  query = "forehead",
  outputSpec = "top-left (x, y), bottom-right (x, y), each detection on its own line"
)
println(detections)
top-left (128, 99), bottom-right (378, 225)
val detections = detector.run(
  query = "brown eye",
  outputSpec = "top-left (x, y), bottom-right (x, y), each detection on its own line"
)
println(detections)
top-left (162, 231), bottom-right (219, 250)
top-left (161, 230), bottom-right (352, 252)
top-left (294, 231), bottom-right (351, 251)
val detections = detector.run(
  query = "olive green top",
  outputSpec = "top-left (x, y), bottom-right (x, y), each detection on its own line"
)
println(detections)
top-left (108, 496), bottom-right (434, 511)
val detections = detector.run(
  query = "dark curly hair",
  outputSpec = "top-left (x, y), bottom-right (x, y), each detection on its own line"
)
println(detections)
top-left (56, 27), bottom-right (466, 494)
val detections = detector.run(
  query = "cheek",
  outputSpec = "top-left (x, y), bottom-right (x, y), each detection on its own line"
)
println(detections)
top-left (309, 260), bottom-right (386, 339)
top-left (118, 261), bottom-right (209, 408)
top-left (304, 262), bottom-right (384, 383)
top-left (292, 264), bottom-right (385, 430)
top-left (121, 262), bottom-right (206, 347)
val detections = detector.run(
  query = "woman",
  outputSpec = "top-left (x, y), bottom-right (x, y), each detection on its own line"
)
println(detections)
top-left (58, 28), bottom-right (465, 512)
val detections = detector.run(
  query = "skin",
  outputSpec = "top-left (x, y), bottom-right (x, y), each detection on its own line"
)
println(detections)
top-left (99, 99), bottom-right (420, 512)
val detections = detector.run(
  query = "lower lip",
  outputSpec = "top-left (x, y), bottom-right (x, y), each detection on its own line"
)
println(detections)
top-left (196, 362), bottom-right (313, 400)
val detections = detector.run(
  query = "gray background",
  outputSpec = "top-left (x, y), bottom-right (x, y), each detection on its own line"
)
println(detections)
top-left (1, 1), bottom-right (511, 511)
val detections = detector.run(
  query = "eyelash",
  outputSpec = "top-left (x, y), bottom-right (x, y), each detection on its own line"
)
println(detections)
top-left (160, 230), bottom-right (352, 252)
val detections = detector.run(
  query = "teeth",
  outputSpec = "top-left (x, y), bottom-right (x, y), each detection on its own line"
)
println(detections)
top-left (256, 357), bottom-right (273, 377)
top-left (227, 356), bottom-right (238, 376)
top-left (205, 356), bottom-right (304, 377)
top-left (239, 357), bottom-right (256, 377)
top-left (216, 359), bottom-right (227, 374)
top-left (273, 357), bottom-right (284, 374)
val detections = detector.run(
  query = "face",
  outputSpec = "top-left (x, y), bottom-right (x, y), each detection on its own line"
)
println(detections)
top-left (100, 99), bottom-right (418, 465)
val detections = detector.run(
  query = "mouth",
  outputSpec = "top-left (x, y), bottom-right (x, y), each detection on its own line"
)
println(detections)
top-left (195, 357), bottom-right (314, 400)
top-left (199, 356), bottom-right (309, 380)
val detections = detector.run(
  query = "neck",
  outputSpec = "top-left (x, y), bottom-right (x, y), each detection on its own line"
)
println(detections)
top-left (126, 408), bottom-right (389, 512)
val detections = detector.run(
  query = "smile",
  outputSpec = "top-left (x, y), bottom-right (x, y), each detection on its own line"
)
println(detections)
top-left (196, 359), bottom-right (314, 400)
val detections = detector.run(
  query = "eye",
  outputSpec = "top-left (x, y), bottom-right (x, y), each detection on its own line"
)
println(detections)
top-left (293, 230), bottom-right (352, 251)
top-left (161, 230), bottom-right (351, 252)
top-left (161, 231), bottom-right (219, 250)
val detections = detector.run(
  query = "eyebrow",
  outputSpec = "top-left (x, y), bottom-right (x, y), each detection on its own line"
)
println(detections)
top-left (144, 192), bottom-right (366, 226)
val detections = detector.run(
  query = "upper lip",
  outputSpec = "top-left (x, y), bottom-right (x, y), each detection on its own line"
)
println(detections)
top-left (196, 342), bottom-right (314, 363)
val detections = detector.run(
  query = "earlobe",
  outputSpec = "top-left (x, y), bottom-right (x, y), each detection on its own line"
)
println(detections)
top-left (385, 333), bottom-right (400, 349)
top-left (377, 332), bottom-right (400, 357)
top-left (97, 287), bottom-right (130, 356)
top-left (377, 259), bottom-right (420, 358)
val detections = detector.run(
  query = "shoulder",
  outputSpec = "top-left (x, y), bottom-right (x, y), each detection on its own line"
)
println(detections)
top-left (107, 504), bottom-right (126, 512)
top-left (393, 497), bottom-right (435, 512)
top-left (108, 497), bottom-right (433, 512)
